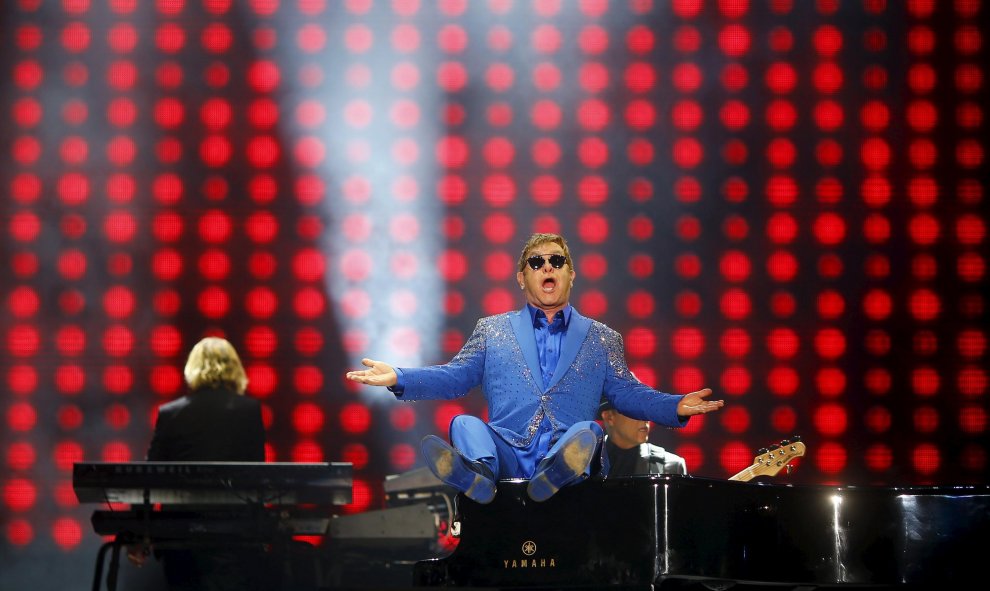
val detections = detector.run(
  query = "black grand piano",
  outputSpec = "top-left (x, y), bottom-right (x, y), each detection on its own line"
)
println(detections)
top-left (72, 461), bottom-right (352, 591)
top-left (413, 475), bottom-right (990, 590)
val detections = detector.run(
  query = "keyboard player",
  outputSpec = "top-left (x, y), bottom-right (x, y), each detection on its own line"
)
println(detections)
top-left (127, 337), bottom-right (268, 591)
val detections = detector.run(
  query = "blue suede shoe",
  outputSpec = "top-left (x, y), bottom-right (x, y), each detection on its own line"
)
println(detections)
top-left (526, 428), bottom-right (598, 502)
top-left (421, 435), bottom-right (497, 504)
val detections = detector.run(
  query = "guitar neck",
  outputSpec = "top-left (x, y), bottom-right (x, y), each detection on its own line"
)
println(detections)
top-left (728, 465), bottom-right (760, 482)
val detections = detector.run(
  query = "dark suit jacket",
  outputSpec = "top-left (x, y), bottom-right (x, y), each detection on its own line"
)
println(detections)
top-left (604, 436), bottom-right (688, 478)
top-left (145, 388), bottom-right (268, 590)
top-left (147, 386), bottom-right (265, 462)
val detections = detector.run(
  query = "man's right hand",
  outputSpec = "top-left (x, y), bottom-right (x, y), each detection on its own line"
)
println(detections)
top-left (345, 358), bottom-right (398, 387)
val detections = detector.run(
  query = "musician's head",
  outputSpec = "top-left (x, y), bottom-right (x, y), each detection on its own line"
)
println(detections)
top-left (516, 232), bottom-right (576, 315)
top-left (184, 337), bottom-right (248, 394)
top-left (599, 400), bottom-right (650, 449)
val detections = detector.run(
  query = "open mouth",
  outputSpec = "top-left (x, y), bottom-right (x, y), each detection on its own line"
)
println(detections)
top-left (541, 277), bottom-right (557, 293)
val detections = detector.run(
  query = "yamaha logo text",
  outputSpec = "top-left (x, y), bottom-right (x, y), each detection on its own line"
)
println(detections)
top-left (502, 541), bottom-right (557, 569)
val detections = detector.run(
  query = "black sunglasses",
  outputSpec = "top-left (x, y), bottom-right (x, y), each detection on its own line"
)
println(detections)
top-left (526, 254), bottom-right (568, 270)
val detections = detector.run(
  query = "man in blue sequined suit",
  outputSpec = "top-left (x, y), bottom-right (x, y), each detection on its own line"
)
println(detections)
top-left (347, 233), bottom-right (723, 503)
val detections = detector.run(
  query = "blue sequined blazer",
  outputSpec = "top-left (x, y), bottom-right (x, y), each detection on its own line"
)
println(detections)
top-left (396, 307), bottom-right (685, 447)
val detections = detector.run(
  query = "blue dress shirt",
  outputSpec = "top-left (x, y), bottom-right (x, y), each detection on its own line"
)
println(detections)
top-left (527, 304), bottom-right (572, 389)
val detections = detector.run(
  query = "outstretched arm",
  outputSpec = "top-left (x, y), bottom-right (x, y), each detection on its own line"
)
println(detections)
top-left (676, 388), bottom-right (724, 417)
top-left (601, 325), bottom-right (724, 426)
top-left (346, 358), bottom-right (398, 387)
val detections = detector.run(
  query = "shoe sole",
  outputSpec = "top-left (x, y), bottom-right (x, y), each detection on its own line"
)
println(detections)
top-left (527, 429), bottom-right (597, 502)
top-left (422, 436), bottom-right (497, 504)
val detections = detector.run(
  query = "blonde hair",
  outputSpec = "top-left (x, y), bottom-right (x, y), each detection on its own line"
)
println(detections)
top-left (516, 232), bottom-right (572, 272)
top-left (184, 337), bottom-right (249, 394)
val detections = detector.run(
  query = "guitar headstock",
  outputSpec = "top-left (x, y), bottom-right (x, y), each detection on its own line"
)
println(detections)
top-left (750, 437), bottom-right (805, 478)
top-left (729, 436), bottom-right (806, 481)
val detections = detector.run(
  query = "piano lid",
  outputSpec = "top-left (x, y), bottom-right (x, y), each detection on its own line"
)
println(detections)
top-left (414, 476), bottom-right (990, 588)
top-left (72, 461), bottom-right (352, 506)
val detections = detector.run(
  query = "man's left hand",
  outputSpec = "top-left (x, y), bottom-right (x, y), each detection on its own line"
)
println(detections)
top-left (676, 388), bottom-right (724, 417)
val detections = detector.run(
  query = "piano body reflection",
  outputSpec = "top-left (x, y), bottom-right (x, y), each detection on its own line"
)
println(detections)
top-left (414, 475), bottom-right (990, 589)
top-left (72, 461), bottom-right (352, 591)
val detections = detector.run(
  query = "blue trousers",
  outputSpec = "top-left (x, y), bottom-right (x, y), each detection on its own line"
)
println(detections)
top-left (448, 414), bottom-right (604, 480)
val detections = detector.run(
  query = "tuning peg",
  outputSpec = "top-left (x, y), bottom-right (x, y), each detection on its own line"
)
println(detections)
top-left (791, 435), bottom-right (802, 442)
top-left (768, 444), bottom-right (780, 451)
top-left (779, 439), bottom-right (791, 446)
top-left (756, 447), bottom-right (768, 455)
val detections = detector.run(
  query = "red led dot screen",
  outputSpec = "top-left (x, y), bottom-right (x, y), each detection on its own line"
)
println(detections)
top-left (0, 0), bottom-right (986, 583)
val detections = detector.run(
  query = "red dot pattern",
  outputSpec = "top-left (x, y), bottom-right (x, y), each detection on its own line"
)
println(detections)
top-left (1, 0), bottom-right (987, 560)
